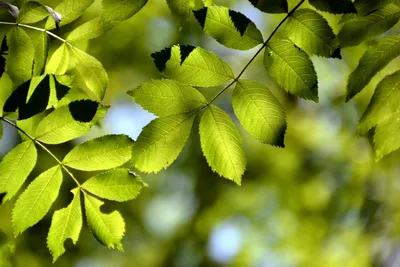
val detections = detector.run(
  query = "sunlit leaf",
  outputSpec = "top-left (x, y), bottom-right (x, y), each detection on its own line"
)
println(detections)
top-left (0, 73), bottom-right (13, 117)
top-left (102, 0), bottom-right (148, 22)
top-left (17, 112), bottom-right (46, 141)
top-left (128, 78), bottom-right (207, 116)
top-left (33, 32), bottom-right (49, 76)
top-left (66, 18), bottom-right (113, 42)
top-left (346, 35), bottom-right (400, 101)
top-left (82, 169), bottom-right (146, 202)
top-left (45, 43), bottom-right (70, 75)
top-left (0, 141), bottom-right (37, 202)
top-left (84, 194), bottom-right (125, 250)
top-left (47, 188), bottom-right (82, 262)
top-left (132, 112), bottom-right (195, 173)
top-left (63, 135), bottom-right (134, 171)
top-left (199, 105), bottom-right (246, 184)
top-left (193, 6), bottom-right (263, 50)
top-left (12, 166), bottom-right (63, 236)
top-left (151, 45), bottom-right (234, 87)
top-left (264, 39), bottom-right (318, 101)
top-left (232, 79), bottom-right (286, 146)
top-left (18, 1), bottom-right (62, 30)
top-left (248, 0), bottom-right (288, 13)
top-left (374, 112), bottom-right (400, 160)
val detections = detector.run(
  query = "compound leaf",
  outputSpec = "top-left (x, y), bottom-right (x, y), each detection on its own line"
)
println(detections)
top-left (359, 70), bottom-right (400, 133)
top-left (84, 194), bottom-right (125, 250)
top-left (63, 135), bottom-right (134, 171)
top-left (132, 112), bottom-right (195, 173)
top-left (45, 43), bottom-right (70, 75)
top-left (47, 188), bottom-right (82, 262)
top-left (128, 78), bottom-right (207, 116)
top-left (33, 32), bottom-right (50, 76)
top-left (285, 8), bottom-right (340, 58)
top-left (346, 35), bottom-right (400, 101)
top-left (199, 105), bottom-right (246, 184)
top-left (0, 141), bottom-right (37, 202)
top-left (18, 1), bottom-right (62, 30)
top-left (82, 169), bottom-right (146, 202)
top-left (151, 45), bottom-right (234, 87)
top-left (264, 39), bottom-right (318, 101)
top-left (232, 79), bottom-right (286, 146)
top-left (193, 6), bottom-right (263, 50)
top-left (338, 3), bottom-right (400, 47)
top-left (248, 0), bottom-right (288, 13)
top-left (12, 166), bottom-right (63, 236)
top-left (374, 112), bottom-right (400, 160)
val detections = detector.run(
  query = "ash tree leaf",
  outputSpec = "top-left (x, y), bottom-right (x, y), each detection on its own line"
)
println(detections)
top-left (346, 35), bottom-right (400, 101)
top-left (338, 3), bottom-right (400, 47)
top-left (232, 79), bottom-right (287, 147)
top-left (132, 112), bottom-right (195, 173)
top-left (47, 188), bottom-right (82, 262)
top-left (49, 75), bottom-right (70, 107)
top-left (128, 78), bottom-right (207, 116)
top-left (63, 135), bottom-right (134, 171)
top-left (66, 17), bottom-right (113, 42)
top-left (45, 0), bottom-right (95, 30)
top-left (102, 0), bottom-right (148, 22)
top-left (0, 1), bottom-right (19, 18)
top-left (45, 43), bottom-right (70, 75)
top-left (167, 0), bottom-right (196, 26)
top-left (0, 35), bottom-right (7, 78)
top-left (354, 0), bottom-right (394, 15)
top-left (19, 75), bottom-right (51, 120)
top-left (374, 113), bottom-right (400, 160)
top-left (0, 73), bottom-right (13, 117)
top-left (285, 8), bottom-right (340, 58)
top-left (17, 1), bottom-right (62, 30)
top-left (359, 70), bottom-right (400, 133)
top-left (199, 105), bottom-right (246, 185)
top-left (33, 32), bottom-right (50, 76)
top-left (151, 45), bottom-right (234, 87)
top-left (309, 0), bottom-right (356, 14)
top-left (84, 194), bottom-right (125, 250)
top-left (248, 0), bottom-right (288, 13)
top-left (12, 166), bottom-right (63, 236)
top-left (6, 27), bottom-right (34, 86)
top-left (0, 141), bottom-right (37, 203)
top-left (17, 112), bottom-right (46, 141)
top-left (264, 39), bottom-right (318, 102)
top-left (35, 101), bottom-right (107, 144)
top-left (3, 80), bottom-right (30, 114)
top-left (69, 48), bottom-right (109, 101)
top-left (193, 6), bottom-right (263, 50)
top-left (82, 169), bottom-right (146, 202)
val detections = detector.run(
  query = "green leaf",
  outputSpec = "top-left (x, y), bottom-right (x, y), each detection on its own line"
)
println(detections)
top-left (6, 27), bottom-right (34, 86)
top-left (199, 105), bottom-right (246, 184)
top-left (33, 32), bottom-right (49, 76)
top-left (346, 35), bottom-right (400, 101)
top-left (354, 0), bottom-right (393, 15)
top-left (152, 45), bottom-right (234, 87)
top-left (63, 135), bottom-right (133, 171)
top-left (0, 73), bottom-right (13, 117)
top-left (17, 112), bottom-right (46, 141)
top-left (264, 39), bottom-right (318, 101)
top-left (45, 0), bottom-right (95, 30)
top-left (128, 78), bottom-right (207, 116)
top-left (102, 0), bottom-right (148, 22)
top-left (167, 0), bottom-right (196, 26)
top-left (45, 43), bottom-right (70, 75)
top-left (285, 8), bottom-right (340, 58)
top-left (47, 188), bottom-right (82, 262)
top-left (248, 0), bottom-right (288, 13)
top-left (69, 48), bottom-right (109, 101)
top-left (0, 141), bottom-right (37, 202)
top-left (374, 112), bottom-right (400, 160)
top-left (359, 70), bottom-right (400, 133)
top-left (193, 6), bottom-right (263, 50)
top-left (82, 169), bottom-right (146, 202)
top-left (84, 194), bottom-right (125, 250)
top-left (132, 112), bottom-right (195, 173)
top-left (202, 0), bottom-right (214, 6)
top-left (12, 166), bottom-right (63, 236)
top-left (35, 101), bottom-right (107, 144)
top-left (337, 3), bottom-right (400, 47)
top-left (66, 17), bottom-right (113, 42)
top-left (18, 1), bottom-right (62, 30)
top-left (232, 79), bottom-right (287, 146)
top-left (309, 0), bottom-right (356, 14)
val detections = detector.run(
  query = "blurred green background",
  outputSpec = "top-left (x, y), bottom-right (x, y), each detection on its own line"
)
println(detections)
top-left (1, 0), bottom-right (400, 266)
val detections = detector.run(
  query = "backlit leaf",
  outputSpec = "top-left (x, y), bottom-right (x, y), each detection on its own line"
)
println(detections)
top-left (82, 169), bottom-right (146, 202)
top-left (102, 0), bottom-right (148, 22)
top-left (374, 112), bottom-right (400, 160)
top-left (33, 32), bottom-right (49, 76)
top-left (12, 166), bottom-right (63, 236)
top-left (199, 105), bottom-right (246, 184)
top-left (0, 73), bottom-right (13, 117)
top-left (18, 1), bottom-right (62, 30)
top-left (45, 43), bottom-right (70, 75)
top-left (66, 17), bottom-right (113, 42)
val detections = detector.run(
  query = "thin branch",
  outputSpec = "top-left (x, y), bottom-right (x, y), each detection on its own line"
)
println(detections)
top-left (206, 0), bottom-right (306, 106)
top-left (0, 116), bottom-right (82, 187)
